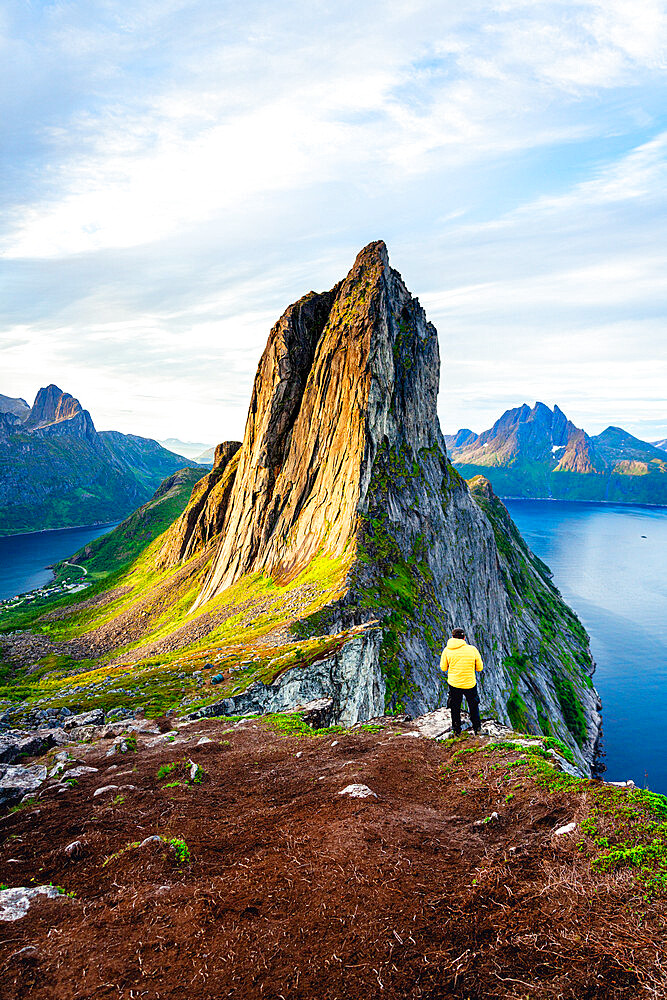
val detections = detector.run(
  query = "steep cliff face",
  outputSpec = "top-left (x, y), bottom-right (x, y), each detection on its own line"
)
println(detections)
top-left (23, 385), bottom-right (95, 437)
top-left (163, 242), bottom-right (600, 769)
top-left (156, 441), bottom-right (242, 566)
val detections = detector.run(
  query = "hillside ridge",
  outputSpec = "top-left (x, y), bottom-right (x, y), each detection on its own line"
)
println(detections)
top-left (0, 708), bottom-right (665, 999)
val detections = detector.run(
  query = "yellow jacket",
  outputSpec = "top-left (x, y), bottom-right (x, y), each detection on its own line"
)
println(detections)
top-left (440, 638), bottom-right (483, 689)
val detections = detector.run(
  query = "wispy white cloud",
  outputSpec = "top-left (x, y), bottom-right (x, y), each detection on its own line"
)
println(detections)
top-left (0, 0), bottom-right (666, 440)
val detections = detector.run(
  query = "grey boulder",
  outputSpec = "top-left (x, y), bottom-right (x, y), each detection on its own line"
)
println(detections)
top-left (0, 730), bottom-right (57, 765)
top-left (62, 709), bottom-right (105, 730)
top-left (0, 764), bottom-right (48, 808)
top-left (0, 885), bottom-right (63, 921)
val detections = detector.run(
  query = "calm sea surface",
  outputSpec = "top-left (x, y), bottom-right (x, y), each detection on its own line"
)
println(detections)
top-left (506, 500), bottom-right (667, 794)
top-left (0, 523), bottom-right (119, 601)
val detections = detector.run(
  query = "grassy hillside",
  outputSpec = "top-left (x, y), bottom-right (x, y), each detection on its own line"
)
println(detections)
top-left (67, 467), bottom-right (206, 581)
top-left (0, 474), bottom-right (352, 721)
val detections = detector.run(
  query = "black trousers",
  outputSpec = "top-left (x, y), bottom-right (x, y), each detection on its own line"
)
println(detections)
top-left (448, 684), bottom-right (481, 734)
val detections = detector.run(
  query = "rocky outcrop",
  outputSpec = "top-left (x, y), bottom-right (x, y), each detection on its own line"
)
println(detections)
top-left (450, 402), bottom-right (600, 472)
top-left (23, 385), bottom-right (95, 438)
top-left (443, 428), bottom-right (477, 449)
top-left (156, 442), bottom-right (241, 566)
top-left (467, 476), bottom-right (601, 763)
top-left (190, 625), bottom-right (384, 726)
top-left (0, 885), bottom-right (64, 921)
top-left (161, 241), bottom-right (601, 771)
top-left (0, 728), bottom-right (62, 764)
top-left (0, 394), bottom-right (30, 419)
top-left (0, 412), bottom-right (21, 443)
top-left (0, 764), bottom-right (48, 808)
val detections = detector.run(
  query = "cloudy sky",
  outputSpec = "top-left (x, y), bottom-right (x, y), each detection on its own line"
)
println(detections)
top-left (1, 0), bottom-right (666, 445)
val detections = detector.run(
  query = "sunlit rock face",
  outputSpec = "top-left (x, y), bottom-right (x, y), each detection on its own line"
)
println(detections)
top-left (165, 241), bottom-right (600, 770)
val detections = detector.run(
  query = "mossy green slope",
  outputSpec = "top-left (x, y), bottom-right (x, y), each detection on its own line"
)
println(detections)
top-left (66, 467), bottom-right (206, 581)
top-left (468, 475), bottom-right (595, 750)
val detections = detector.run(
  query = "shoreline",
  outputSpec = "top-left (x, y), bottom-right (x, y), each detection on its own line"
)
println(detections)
top-left (499, 495), bottom-right (667, 510)
top-left (0, 519), bottom-right (120, 541)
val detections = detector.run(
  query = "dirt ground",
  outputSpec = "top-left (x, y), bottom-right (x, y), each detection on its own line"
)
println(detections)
top-left (0, 718), bottom-right (665, 1000)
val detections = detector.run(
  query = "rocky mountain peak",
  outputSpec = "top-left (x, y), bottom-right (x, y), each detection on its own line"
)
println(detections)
top-left (155, 244), bottom-right (599, 768)
top-left (187, 238), bottom-right (440, 603)
top-left (23, 384), bottom-right (95, 438)
top-left (0, 394), bottom-right (30, 419)
top-left (450, 400), bottom-right (598, 470)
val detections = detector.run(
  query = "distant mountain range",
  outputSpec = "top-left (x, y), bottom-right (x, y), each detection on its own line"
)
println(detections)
top-left (0, 385), bottom-right (205, 535)
top-left (446, 402), bottom-right (667, 505)
top-left (158, 437), bottom-right (215, 463)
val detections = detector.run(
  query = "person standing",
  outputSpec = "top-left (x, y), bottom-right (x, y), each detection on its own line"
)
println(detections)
top-left (440, 627), bottom-right (483, 736)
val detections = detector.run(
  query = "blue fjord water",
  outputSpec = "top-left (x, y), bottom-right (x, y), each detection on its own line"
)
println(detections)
top-left (0, 522), bottom-right (119, 601)
top-left (506, 500), bottom-right (667, 794)
top-left (1, 504), bottom-right (665, 792)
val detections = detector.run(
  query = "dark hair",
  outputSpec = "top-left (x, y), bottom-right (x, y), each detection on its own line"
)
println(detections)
top-left (452, 627), bottom-right (465, 639)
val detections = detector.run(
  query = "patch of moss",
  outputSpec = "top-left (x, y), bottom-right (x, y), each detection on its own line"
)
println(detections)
top-left (553, 674), bottom-right (587, 746)
top-left (263, 712), bottom-right (346, 738)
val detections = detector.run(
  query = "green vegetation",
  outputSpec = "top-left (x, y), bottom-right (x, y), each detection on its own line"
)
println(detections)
top-left (101, 833), bottom-right (191, 868)
top-left (468, 476), bottom-right (594, 748)
top-left (506, 689), bottom-right (530, 732)
top-left (354, 441), bottom-right (443, 713)
top-left (455, 460), bottom-right (667, 506)
top-left (443, 736), bottom-right (667, 892)
top-left (54, 886), bottom-right (76, 898)
top-left (553, 675), bottom-right (587, 746)
top-left (539, 735), bottom-right (576, 765)
top-left (0, 425), bottom-right (200, 537)
top-left (0, 544), bottom-right (351, 721)
top-left (580, 788), bottom-right (667, 892)
top-left (8, 796), bottom-right (36, 814)
top-left (156, 761), bottom-right (180, 780)
top-left (503, 653), bottom-right (533, 732)
top-left (156, 759), bottom-right (207, 786)
top-left (168, 838), bottom-right (190, 864)
top-left (63, 467), bottom-right (205, 582)
top-left (263, 712), bottom-right (346, 738)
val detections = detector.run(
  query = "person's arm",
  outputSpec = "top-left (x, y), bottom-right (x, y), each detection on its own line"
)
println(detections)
top-left (440, 648), bottom-right (449, 674)
top-left (474, 647), bottom-right (483, 672)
